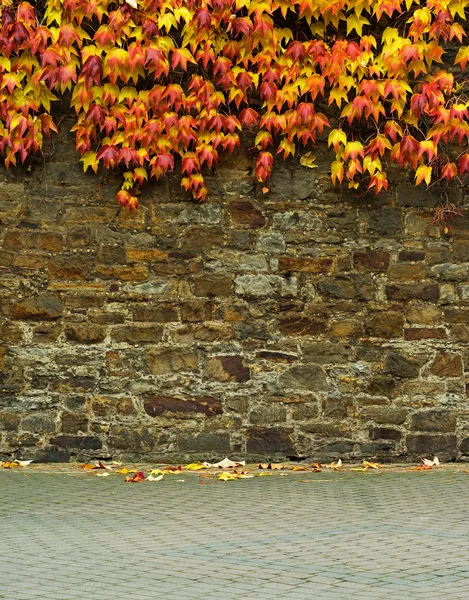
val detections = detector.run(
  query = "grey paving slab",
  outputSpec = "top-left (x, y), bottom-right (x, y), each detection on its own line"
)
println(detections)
top-left (1, 469), bottom-right (469, 599)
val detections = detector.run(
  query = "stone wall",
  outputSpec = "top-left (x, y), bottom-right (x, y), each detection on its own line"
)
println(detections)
top-left (1, 128), bottom-right (469, 462)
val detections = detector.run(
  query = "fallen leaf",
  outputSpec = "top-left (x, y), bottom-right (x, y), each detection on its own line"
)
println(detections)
top-left (147, 474), bottom-right (164, 481)
top-left (325, 459), bottom-right (342, 471)
top-left (125, 471), bottom-right (146, 483)
top-left (363, 461), bottom-right (382, 469)
top-left (97, 461), bottom-right (112, 470)
top-left (148, 469), bottom-right (165, 475)
top-left (292, 466), bottom-right (309, 471)
top-left (280, 473), bottom-right (289, 477)
top-left (1, 461), bottom-right (21, 469)
top-left (257, 472), bottom-right (273, 477)
top-left (410, 465), bottom-right (433, 471)
top-left (184, 463), bottom-right (207, 471)
top-left (15, 460), bottom-right (34, 467)
top-left (81, 463), bottom-right (98, 471)
top-left (162, 465), bottom-right (183, 473)
top-left (258, 463), bottom-right (286, 470)
top-left (422, 456), bottom-right (440, 467)
top-left (96, 472), bottom-right (110, 477)
top-left (218, 472), bottom-right (240, 481)
top-left (116, 468), bottom-right (137, 475)
top-left (208, 458), bottom-right (246, 469)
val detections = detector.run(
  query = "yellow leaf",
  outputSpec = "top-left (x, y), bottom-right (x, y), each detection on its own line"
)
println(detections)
top-left (218, 472), bottom-right (240, 481)
top-left (80, 151), bottom-right (99, 173)
top-left (328, 129), bottom-right (347, 150)
top-left (185, 463), bottom-right (207, 471)
top-left (300, 152), bottom-right (317, 168)
top-left (415, 164), bottom-right (432, 186)
top-left (346, 14), bottom-right (370, 36)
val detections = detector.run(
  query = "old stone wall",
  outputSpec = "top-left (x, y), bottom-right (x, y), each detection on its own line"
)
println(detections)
top-left (1, 130), bottom-right (469, 462)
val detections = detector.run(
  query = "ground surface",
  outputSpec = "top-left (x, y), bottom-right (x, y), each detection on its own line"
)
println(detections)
top-left (1, 465), bottom-right (468, 599)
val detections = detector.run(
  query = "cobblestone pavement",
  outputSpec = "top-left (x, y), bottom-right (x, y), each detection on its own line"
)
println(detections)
top-left (1, 467), bottom-right (469, 599)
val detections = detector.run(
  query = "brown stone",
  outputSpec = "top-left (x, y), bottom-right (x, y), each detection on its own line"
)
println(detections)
top-left (180, 301), bottom-right (212, 322)
top-left (61, 411), bottom-right (89, 434)
top-left (330, 319), bottom-right (361, 338)
top-left (322, 397), bottom-right (352, 418)
top-left (388, 263), bottom-right (429, 280)
top-left (3, 231), bottom-right (63, 252)
top-left (365, 313), bottom-right (404, 338)
top-left (277, 314), bottom-right (327, 336)
top-left (404, 328), bottom-right (447, 340)
top-left (193, 274), bottom-right (232, 297)
top-left (406, 304), bottom-right (441, 325)
top-left (386, 283), bottom-right (440, 302)
top-left (48, 259), bottom-right (88, 281)
top-left (126, 248), bottom-right (168, 262)
top-left (430, 354), bottom-right (463, 377)
top-left (13, 255), bottom-right (46, 269)
top-left (90, 396), bottom-right (113, 417)
top-left (13, 295), bottom-right (64, 321)
top-left (246, 427), bottom-right (294, 455)
top-left (399, 251), bottom-right (426, 262)
top-left (353, 250), bottom-right (390, 271)
top-left (370, 428), bottom-right (402, 441)
top-left (280, 364), bottom-right (327, 391)
top-left (96, 265), bottom-right (148, 281)
top-left (145, 348), bottom-right (198, 375)
top-left (178, 227), bottom-right (225, 252)
top-left (0, 412), bottom-right (20, 431)
top-left (107, 427), bottom-right (155, 452)
top-left (256, 351), bottom-right (297, 363)
top-left (205, 355), bottom-right (250, 382)
top-left (116, 397), bottom-right (136, 416)
top-left (111, 325), bottom-right (163, 344)
top-left (132, 304), bottom-right (179, 322)
top-left (279, 256), bottom-right (334, 273)
top-left (143, 395), bottom-right (222, 417)
top-left (65, 324), bottom-right (106, 344)
top-left (230, 201), bottom-right (266, 228)
top-left (384, 351), bottom-right (421, 378)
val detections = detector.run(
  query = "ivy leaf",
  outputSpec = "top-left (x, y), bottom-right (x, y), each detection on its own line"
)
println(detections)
top-left (80, 151), bottom-right (99, 173)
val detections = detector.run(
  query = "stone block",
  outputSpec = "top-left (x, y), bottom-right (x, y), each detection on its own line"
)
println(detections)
top-left (49, 435), bottom-right (102, 450)
top-left (143, 395), bottom-right (222, 417)
top-left (205, 355), bottom-right (250, 382)
top-left (384, 351), bottom-right (421, 378)
top-left (235, 274), bottom-right (297, 297)
top-left (111, 325), bottom-right (163, 344)
top-left (353, 250), bottom-right (390, 271)
top-left (404, 328), bottom-right (447, 340)
top-left (406, 304), bottom-right (442, 324)
top-left (279, 364), bottom-right (327, 391)
top-left (0, 412), bottom-right (21, 431)
top-left (406, 434), bottom-right (457, 457)
top-left (180, 301), bottom-right (212, 322)
top-left (126, 248), bottom-right (168, 262)
top-left (177, 432), bottom-right (231, 453)
top-left (278, 256), bottom-right (334, 273)
top-left (132, 304), bottom-right (179, 322)
top-left (411, 410), bottom-right (456, 433)
top-left (60, 412), bottom-right (89, 434)
top-left (229, 200), bottom-right (266, 228)
top-left (234, 321), bottom-right (270, 340)
top-left (386, 283), bottom-right (440, 302)
top-left (256, 232), bottom-right (286, 253)
top-left (361, 406), bottom-right (408, 425)
top-left (97, 265), bottom-right (148, 281)
top-left (107, 427), bottom-right (154, 452)
top-left (303, 342), bottom-right (351, 364)
top-left (322, 397), bottom-right (352, 418)
top-left (277, 314), bottom-right (327, 336)
top-left (250, 406), bottom-right (287, 424)
top-left (388, 263), bottom-right (429, 280)
top-left (368, 209), bottom-right (403, 235)
top-left (430, 354), bottom-right (463, 377)
top-left (365, 312), bottom-right (404, 338)
top-left (65, 324), bottom-right (106, 344)
top-left (399, 251), bottom-right (426, 262)
top-left (318, 276), bottom-right (375, 300)
top-left (13, 295), bottom-right (64, 321)
top-left (370, 428), bottom-right (402, 441)
top-left (3, 231), bottom-right (63, 252)
top-left (246, 427), bottom-right (295, 455)
top-left (145, 348), bottom-right (198, 375)
top-left (48, 259), bottom-right (89, 281)
top-left (193, 274), bottom-right (232, 297)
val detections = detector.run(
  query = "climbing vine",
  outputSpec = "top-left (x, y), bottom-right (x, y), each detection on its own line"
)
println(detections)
top-left (1, 0), bottom-right (469, 208)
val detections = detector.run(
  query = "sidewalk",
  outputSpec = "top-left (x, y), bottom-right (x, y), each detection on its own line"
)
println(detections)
top-left (1, 466), bottom-right (468, 599)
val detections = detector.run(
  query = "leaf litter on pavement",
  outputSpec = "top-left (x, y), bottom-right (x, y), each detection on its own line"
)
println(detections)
top-left (1, 455), bottom-right (456, 482)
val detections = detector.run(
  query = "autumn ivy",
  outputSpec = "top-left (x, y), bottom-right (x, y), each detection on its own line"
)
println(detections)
top-left (1, 0), bottom-right (469, 208)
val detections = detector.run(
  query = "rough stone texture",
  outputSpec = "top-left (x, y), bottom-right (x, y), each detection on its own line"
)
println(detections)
top-left (1, 136), bottom-right (469, 462)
